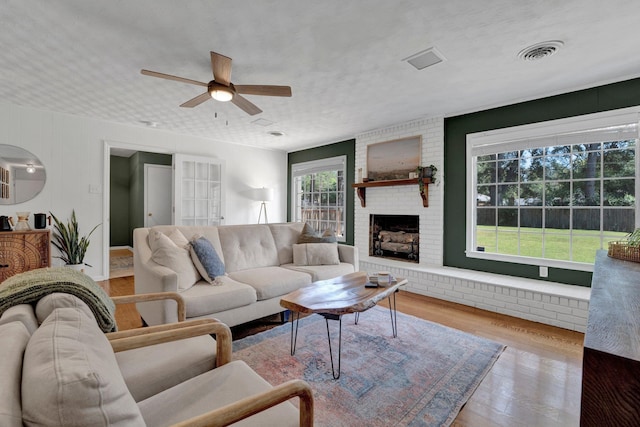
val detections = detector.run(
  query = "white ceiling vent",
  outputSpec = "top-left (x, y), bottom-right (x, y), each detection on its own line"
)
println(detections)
top-left (403, 47), bottom-right (446, 70)
top-left (518, 40), bottom-right (564, 61)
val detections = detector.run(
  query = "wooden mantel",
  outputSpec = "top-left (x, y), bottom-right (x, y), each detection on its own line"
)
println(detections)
top-left (351, 178), bottom-right (433, 207)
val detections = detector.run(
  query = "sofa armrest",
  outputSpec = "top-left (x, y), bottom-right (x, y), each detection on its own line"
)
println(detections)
top-left (170, 379), bottom-right (314, 427)
top-left (107, 318), bottom-right (232, 367)
top-left (111, 292), bottom-right (186, 322)
top-left (338, 244), bottom-right (359, 271)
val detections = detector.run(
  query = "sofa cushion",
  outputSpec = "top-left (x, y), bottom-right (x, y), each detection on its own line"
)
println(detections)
top-left (229, 267), bottom-right (311, 301)
top-left (189, 235), bottom-right (225, 283)
top-left (138, 360), bottom-right (299, 427)
top-left (22, 307), bottom-right (145, 426)
top-left (269, 222), bottom-right (305, 265)
top-left (218, 225), bottom-right (279, 272)
top-left (283, 262), bottom-right (356, 282)
top-left (180, 277), bottom-right (257, 318)
top-left (149, 229), bottom-right (201, 291)
top-left (0, 321), bottom-right (30, 427)
top-left (116, 334), bottom-right (217, 402)
top-left (297, 222), bottom-right (338, 243)
top-left (35, 292), bottom-right (95, 324)
top-left (293, 242), bottom-right (340, 266)
top-left (0, 303), bottom-right (38, 335)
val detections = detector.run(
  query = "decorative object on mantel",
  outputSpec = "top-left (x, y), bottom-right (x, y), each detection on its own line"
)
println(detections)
top-left (50, 210), bottom-right (101, 271)
top-left (366, 136), bottom-right (421, 182)
top-left (415, 164), bottom-right (437, 195)
top-left (608, 228), bottom-right (640, 263)
top-left (14, 212), bottom-right (31, 230)
top-left (352, 177), bottom-right (433, 208)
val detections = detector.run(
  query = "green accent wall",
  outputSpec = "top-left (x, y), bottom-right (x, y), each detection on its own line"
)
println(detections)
top-left (287, 139), bottom-right (356, 245)
top-left (109, 151), bottom-right (172, 247)
top-left (444, 77), bottom-right (640, 286)
top-left (109, 156), bottom-right (130, 247)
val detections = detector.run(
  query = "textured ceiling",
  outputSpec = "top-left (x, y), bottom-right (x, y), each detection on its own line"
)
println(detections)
top-left (2, 1), bottom-right (640, 152)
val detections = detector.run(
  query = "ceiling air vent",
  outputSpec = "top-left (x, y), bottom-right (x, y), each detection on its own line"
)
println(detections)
top-left (518, 41), bottom-right (564, 61)
top-left (403, 47), bottom-right (446, 70)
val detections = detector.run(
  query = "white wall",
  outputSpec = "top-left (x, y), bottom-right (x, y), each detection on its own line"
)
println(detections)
top-left (0, 102), bottom-right (287, 279)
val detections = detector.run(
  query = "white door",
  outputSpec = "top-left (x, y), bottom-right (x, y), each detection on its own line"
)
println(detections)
top-left (144, 164), bottom-right (172, 227)
top-left (173, 154), bottom-right (224, 226)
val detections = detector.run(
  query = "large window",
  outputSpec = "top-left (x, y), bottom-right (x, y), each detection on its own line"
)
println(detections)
top-left (291, 156), bottom-right (346, 241)
top-left (467, 109), bottom-right (639, 271)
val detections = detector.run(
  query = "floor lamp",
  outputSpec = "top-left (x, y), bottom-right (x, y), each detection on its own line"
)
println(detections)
top-left (255, 187), bottom-right (274, 224)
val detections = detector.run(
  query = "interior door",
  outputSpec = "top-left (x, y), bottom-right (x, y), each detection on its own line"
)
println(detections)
top-left (173, 154), bottom-right (224, 226)
top-left (144, 164), bottom-right (172, 227)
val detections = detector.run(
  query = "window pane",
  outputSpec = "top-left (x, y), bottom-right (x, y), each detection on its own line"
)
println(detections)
top-left (520, 183), bottom-right (542, 205)
top-left (545, 155), bottom-right (571, 180)
top-left (573, 209), bottom-right (600, 231)
top-left (543, 232), bottom-right (570, 260)
top-left (545, 182), bottom-right (570, 206)
top-left (477, 185), bottom-right (495, 206)
top-left (603, 208), bottom-right (634, 233)
top-left (477, 208), bottom-right (496, 226)
top-left (519, 230), bottom-right (543, 258)
top-left (603, 148), bottom-right (635, 178)
top-left (521, 209), bottom-right (542, 228)
top-left (477, 161), bottom-right (496, 184)
top-left (498, 160), bottom-right (518, 183)
top-left (498, 209), bottom-right (517, 227)
top-left (572, 151), bottom-right (601, 179)
top-left (573, 181), bottom-right (600, 206)
top-left (498, 184), bottom-right (518, 206)
top-left (545, 208), bottom-right (570, 230)
top-left (497, 231), bottom-right (518, 255)
top-left (520, 157), bottom-right (544, 182)
top-left (572, 235), bottom-right (602, 263)
top-left (604, 178), bottom-right (635, 206)
top-left (476, 226), bottom-right (496, 252)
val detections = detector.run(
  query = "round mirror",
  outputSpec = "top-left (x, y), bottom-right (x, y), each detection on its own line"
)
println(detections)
top-left (0, 145), bottom-right (46, 205)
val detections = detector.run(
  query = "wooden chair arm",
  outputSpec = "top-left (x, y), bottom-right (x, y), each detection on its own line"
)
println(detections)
top-left (111, 292), bottom-right (186, 321)
top-left (107, 318), bottom-right (232, 367)
top-left (170, 379), bottom-right (314, 427)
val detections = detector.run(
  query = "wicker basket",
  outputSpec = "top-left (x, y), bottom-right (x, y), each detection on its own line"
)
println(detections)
top-left (608, 241), bottom-right (640, 263)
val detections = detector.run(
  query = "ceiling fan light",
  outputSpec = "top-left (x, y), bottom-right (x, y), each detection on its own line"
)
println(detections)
top-left (210, 88), bottom-right (233, 102)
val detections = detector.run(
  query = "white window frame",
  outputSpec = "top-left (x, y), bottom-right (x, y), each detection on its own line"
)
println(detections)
top-left (291, 155), bottom-right (347, 242)
top-left (466, 107), bottom-right (640, 272)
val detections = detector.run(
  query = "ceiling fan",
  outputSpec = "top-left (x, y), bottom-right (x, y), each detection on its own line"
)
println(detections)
top-left (141, 51), bottom-right (292, 116)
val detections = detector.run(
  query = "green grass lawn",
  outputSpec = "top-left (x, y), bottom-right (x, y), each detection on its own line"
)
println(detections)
top-left (477, 226), bottom-right (628, 263)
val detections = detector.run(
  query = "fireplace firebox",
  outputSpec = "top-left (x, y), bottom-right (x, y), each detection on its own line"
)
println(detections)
top-left (369, 214), bottom-right (419, 263)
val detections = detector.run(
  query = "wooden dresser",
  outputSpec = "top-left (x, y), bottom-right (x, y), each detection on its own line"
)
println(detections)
top-left (0, 229), bottom-right (51, 282)
top-left (581, 250), bottom-right (640, 426)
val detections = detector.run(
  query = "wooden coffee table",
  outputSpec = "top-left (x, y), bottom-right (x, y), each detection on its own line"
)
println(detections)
top-left (280, 271), bottom-right (407, 379)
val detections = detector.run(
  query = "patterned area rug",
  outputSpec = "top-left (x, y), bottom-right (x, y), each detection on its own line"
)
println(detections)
top-left (109, 254), bottom-right (133, 278)
top-left (233, 305), bottom-right (505, 427)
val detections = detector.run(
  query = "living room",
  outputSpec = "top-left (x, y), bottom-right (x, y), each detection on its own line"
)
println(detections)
top-left (2, 2), bottom-right (640, 426)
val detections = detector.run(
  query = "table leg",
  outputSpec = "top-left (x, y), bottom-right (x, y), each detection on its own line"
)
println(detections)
top-left (290, 311), bottom-right (300, 356)
top-left (388, 291), bottom-right (398, 338)
top-left (321, 313), bottom-right (342, 379)
top-left (354, 311), bottom-right (360, 324)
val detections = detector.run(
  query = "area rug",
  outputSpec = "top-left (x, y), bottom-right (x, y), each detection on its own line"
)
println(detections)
top-left (233, 305), bottom-right (505, 427)
top-left (109, 254), bottom-right (133, 278)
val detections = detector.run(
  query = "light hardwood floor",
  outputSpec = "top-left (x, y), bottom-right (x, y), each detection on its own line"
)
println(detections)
top-left (101, 276), bottom-right (584, 427)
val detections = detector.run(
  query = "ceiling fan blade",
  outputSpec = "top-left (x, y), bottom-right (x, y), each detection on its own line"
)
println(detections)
top-left (210, 51), bottom-right (232, 86)
top-left (234, 85), bottom-right (292, 97)
top-left (231, 94), bottom-right (262, 116)
top-left (180, 92), bottom-right (212, 108)
top-left (141, 69), bottom-right (208, 87)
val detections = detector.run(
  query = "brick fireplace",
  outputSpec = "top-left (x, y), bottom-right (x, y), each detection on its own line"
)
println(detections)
top-left (370, 214), bottom-right (419, 263)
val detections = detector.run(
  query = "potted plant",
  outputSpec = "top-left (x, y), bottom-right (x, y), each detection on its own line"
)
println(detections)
top-left (50, 210), bottom-right (100, 271)
top-left (415, 165), bottom-right (437, 193)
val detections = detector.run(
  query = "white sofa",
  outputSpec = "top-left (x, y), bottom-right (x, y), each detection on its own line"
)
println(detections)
top-left (133, 222), bottom-right (359, 326)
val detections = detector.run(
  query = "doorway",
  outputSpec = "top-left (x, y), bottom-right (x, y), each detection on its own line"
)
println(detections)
top-left (144, 164), bottom-right (172, 227)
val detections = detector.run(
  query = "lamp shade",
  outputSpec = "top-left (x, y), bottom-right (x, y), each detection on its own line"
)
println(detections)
top-left (254, 187), bottom-right (274, 202)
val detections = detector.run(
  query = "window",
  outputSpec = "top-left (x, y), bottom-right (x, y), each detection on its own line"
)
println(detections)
top-left (291, 156), bottom-right (346, 241)
top-left (467, 109), bottom-right (639, 271)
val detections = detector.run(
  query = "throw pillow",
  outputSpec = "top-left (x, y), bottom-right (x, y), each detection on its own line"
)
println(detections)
top-left (297, 222), bottom-right (337, 243)
top-left (189, 235), bottom-right (225, 284)
top-left (293, 243), bottom-right (340, 266)
top-left (149, 230), bottom-right (200, 291)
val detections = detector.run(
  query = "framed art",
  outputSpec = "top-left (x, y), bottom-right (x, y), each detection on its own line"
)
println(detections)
top-left (366, 136), bottom-right (421, 181)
